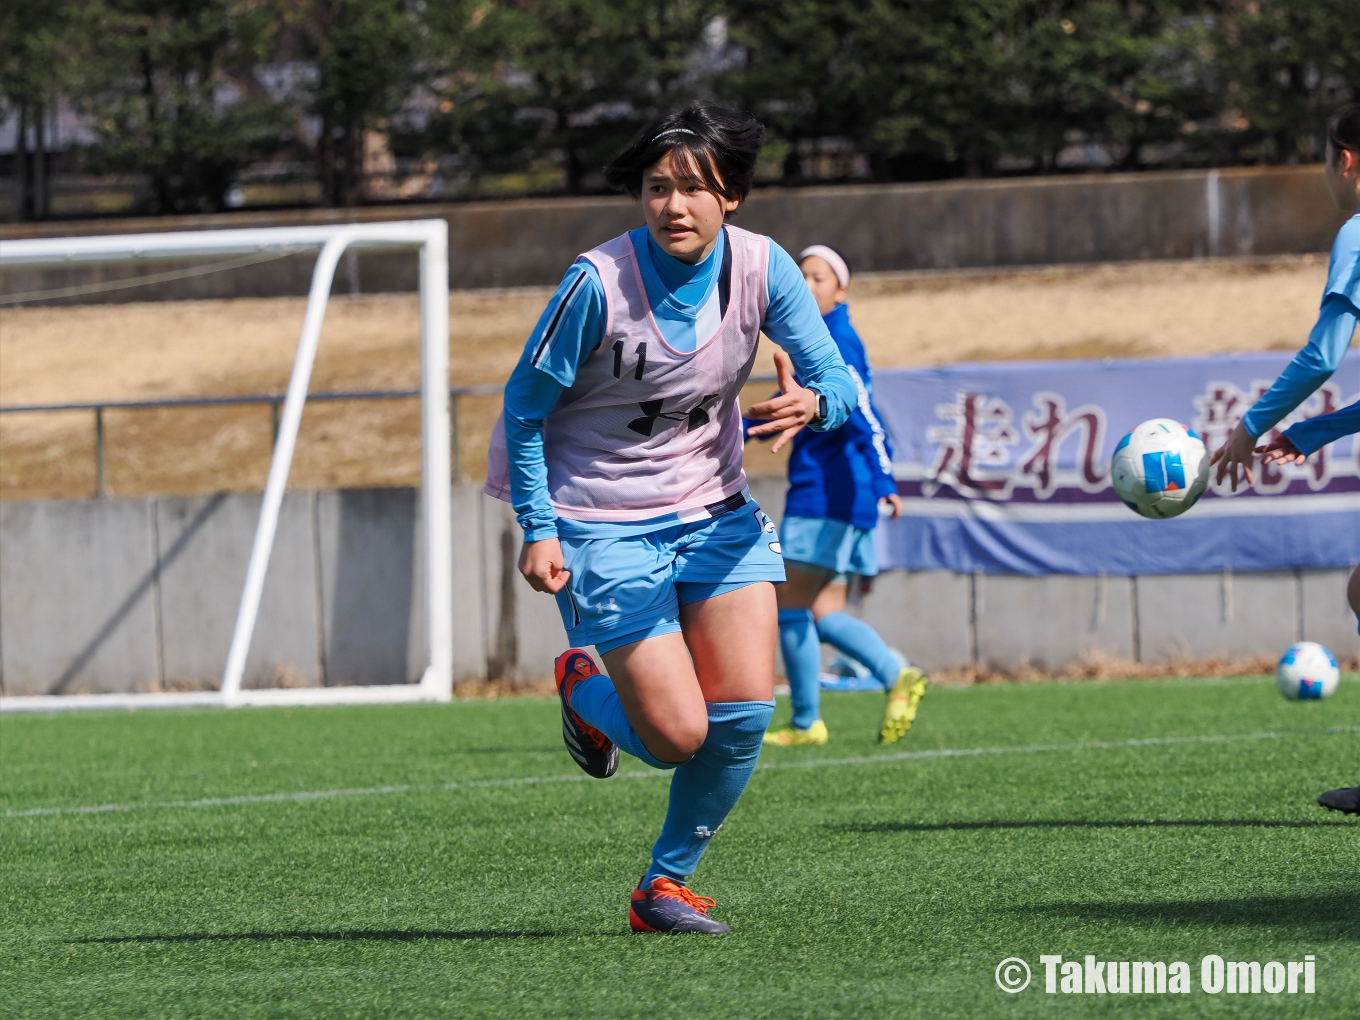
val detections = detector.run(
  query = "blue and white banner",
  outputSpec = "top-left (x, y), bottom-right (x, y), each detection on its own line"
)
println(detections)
top-left (872, 351), bottom-right (1360, 576)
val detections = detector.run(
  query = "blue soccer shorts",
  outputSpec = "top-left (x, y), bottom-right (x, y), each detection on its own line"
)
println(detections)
top-left (555, 498), bottom-right (786, 655)
top-left (779, 515), bottom-right (879, 578)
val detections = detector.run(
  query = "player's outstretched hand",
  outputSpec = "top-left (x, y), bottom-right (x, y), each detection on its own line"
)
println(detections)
top-left (519, 537), bottom-right (571, 594)
top-left (746, 351), bottom-right (819, 453)
top-left (1257, 434), bottom-right (1307, 467)
top-left (1208, 421), bottom-right (1257, 491)
top-left (881, 493), bottom-right (903, 519)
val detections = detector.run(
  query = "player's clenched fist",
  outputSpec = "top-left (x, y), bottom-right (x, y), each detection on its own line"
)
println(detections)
top-left (519, 538), bottom-right (571, 593)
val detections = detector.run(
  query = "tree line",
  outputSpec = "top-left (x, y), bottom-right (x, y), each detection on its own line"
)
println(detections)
top-left (2, 0), bottom-right (1356, 219)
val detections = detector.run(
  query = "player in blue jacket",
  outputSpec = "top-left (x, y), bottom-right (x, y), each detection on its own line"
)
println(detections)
top-left (1213, 104), bottom-right (1360, 817)
top-left (751, 245), bottom-right (928, 747)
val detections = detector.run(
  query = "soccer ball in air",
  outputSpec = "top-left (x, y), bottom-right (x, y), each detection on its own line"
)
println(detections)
top-left (1110, 418), bottom-right (1210, 519)
top-left (1276, 642), bottom-right (1340, 701)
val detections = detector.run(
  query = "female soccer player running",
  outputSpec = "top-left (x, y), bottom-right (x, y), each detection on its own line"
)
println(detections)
top-left (1211, 104), bottom-right (1360, 816)
top-left (486, 103), bottom-right (856, 932)
top-left (755, 245), bottom-right (928, 747)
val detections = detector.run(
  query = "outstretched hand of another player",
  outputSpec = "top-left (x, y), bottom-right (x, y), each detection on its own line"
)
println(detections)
top-left (745, 351), bottom-right (820, 454)
top-left (1256, 433), bottom-right (1307, 468)
top-left (1208, 421), bottom-right (1258, 491)
top-left (519, 538), bottom-right (571, 594)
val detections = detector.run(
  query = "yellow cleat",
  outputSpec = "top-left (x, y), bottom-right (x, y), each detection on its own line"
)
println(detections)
top-left (763, 719), bottom-right (829, 746)
top-left (879, 667), bottom-right (928, 744)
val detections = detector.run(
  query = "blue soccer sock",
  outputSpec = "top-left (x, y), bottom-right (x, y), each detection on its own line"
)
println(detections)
top-left (779, 608), bottom-right (822, 730)
top-left (816, 610), bottom-right (904, 690)
top-left (569, 671), bottom-right (677, 771)
top-left (643, 699), bottom-right (775, 886)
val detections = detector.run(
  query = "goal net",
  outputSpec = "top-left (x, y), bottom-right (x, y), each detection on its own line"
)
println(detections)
top-left (0, 222), bottom-right (453, 710)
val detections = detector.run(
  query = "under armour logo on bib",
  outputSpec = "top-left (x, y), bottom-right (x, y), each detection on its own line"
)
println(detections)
top-left (627, 394), bottom-right (721, 437)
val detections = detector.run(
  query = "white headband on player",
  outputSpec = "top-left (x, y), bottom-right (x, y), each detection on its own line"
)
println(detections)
top-left (799, 245), bottom-right (850, 288)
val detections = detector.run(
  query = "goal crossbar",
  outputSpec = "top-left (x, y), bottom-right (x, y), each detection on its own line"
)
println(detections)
top-left (0, 221), bottom-right (454, 712)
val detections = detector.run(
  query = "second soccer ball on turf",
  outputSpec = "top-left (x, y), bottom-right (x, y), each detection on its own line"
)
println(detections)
top-left (1110, 418), bottom-right (1210, 519)
top-left (1276, 642), bottom-right (1340, 701)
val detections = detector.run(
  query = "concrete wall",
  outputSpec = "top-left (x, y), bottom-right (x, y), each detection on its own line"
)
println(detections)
top-left (2, 482), bottom-right (1354, 695)
top-left (2, 166), bottom-right (1349, 305)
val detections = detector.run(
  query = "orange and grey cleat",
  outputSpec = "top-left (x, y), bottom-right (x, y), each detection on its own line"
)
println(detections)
top-left (629, 876), bottom-right (730, 934)
top-left (554, 649), bottom-right (619, 779)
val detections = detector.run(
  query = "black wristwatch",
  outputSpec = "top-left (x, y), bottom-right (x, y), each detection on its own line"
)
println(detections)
top-left (812, 389), bottom-right (828, 425)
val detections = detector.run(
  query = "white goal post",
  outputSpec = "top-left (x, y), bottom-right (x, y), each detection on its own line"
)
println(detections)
top-left (0, 221), bottom-right (454, 711)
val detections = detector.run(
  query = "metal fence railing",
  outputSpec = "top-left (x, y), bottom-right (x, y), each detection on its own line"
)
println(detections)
top-left (0, 375), bottom-right (781, 498)
top-left (0, 384), bottom-right (505, 497)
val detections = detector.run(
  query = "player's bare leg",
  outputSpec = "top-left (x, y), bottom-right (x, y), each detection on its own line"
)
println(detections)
top-left (599, 583), bottom-right (777, 933)
top-left (602, 634), bottom-right (709, 764)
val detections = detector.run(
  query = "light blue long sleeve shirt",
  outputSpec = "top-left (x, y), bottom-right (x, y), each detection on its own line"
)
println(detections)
top-left (502, 228), bottom-right (856, 541)
top-left (1241, 214), bottom-right (1360, 437)
top-left (1282, 396), bottom-right (1360, 456)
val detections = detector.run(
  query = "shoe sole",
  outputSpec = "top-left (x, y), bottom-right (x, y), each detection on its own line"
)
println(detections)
top-left (763, 735), bottom-right (828, 747)
top-left (628, 907), bottom-right (660, 933)
top-left (559, 698), bottom-right (619, 779)
top-left (628, 906), bottom-right (730, 935)
top-left (1318, 799), bottom-right (1360, 815)
top-left (555, 651), bottom-right (619, 779)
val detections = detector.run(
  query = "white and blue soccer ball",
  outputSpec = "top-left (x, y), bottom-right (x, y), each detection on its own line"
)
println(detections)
top-left (1276, 642), bottom-right (1340, 701)
top-left (1110, 418), bottom-right (1210, 519)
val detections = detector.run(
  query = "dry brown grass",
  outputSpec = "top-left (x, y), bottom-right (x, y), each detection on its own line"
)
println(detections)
top-left (930, 649), bottom-right (1360, 686)
top-left (849, 254), bottom-right (1329, 365)
top-left (453, 676), bottom-right (558, 700)
top-left (0, 255), bottom-right (1330, 500)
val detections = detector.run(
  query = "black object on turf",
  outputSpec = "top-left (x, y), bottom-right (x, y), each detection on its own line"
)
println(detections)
top-left (1318, 785), bottom-right (1360, 814)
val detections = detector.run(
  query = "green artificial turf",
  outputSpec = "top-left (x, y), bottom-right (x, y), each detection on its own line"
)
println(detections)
top-left (2, 675), bottom-right (1358, 1019)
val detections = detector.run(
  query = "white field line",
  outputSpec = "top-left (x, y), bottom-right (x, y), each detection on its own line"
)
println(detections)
top-left (6, 725), bottom-right (1358, 821)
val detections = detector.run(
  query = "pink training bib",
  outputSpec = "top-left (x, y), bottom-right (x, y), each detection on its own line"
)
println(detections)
top-left (486, 226), bottom-right (768, 522)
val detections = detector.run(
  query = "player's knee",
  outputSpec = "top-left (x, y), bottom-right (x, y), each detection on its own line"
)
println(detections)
top-left (670, 720), bottom-right (709, 759)
top-left (671, 723), bottom-right (712, 761)
top-left (650, 717), bottom-right (707, 762)
top-left (1348, 565), bottom-right (1360, 616)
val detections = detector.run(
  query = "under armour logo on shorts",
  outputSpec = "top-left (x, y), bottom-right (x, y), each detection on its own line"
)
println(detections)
top-left (628, 394), bottom-right (721, 437)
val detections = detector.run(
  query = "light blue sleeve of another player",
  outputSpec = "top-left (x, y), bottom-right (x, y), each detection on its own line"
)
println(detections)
top-left (1325, 214), bottom-right (1360, 305)
top-left (1242, 217), bottom-right (1360, 437)
top-left (761, 241), bottom-right (856, 431)
top-left (1282, 397), bottom-right (1360, 457)
top-left (502, 261), bottom-right (607, 541)
top-left (1241, 294), bottom-right (1359, 438)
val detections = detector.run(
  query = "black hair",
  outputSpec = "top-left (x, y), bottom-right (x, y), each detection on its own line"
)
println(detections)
top-left (1328, 104), bottom-right (1360, 159)
top-left (603, 101), bottom-right (766, 204)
